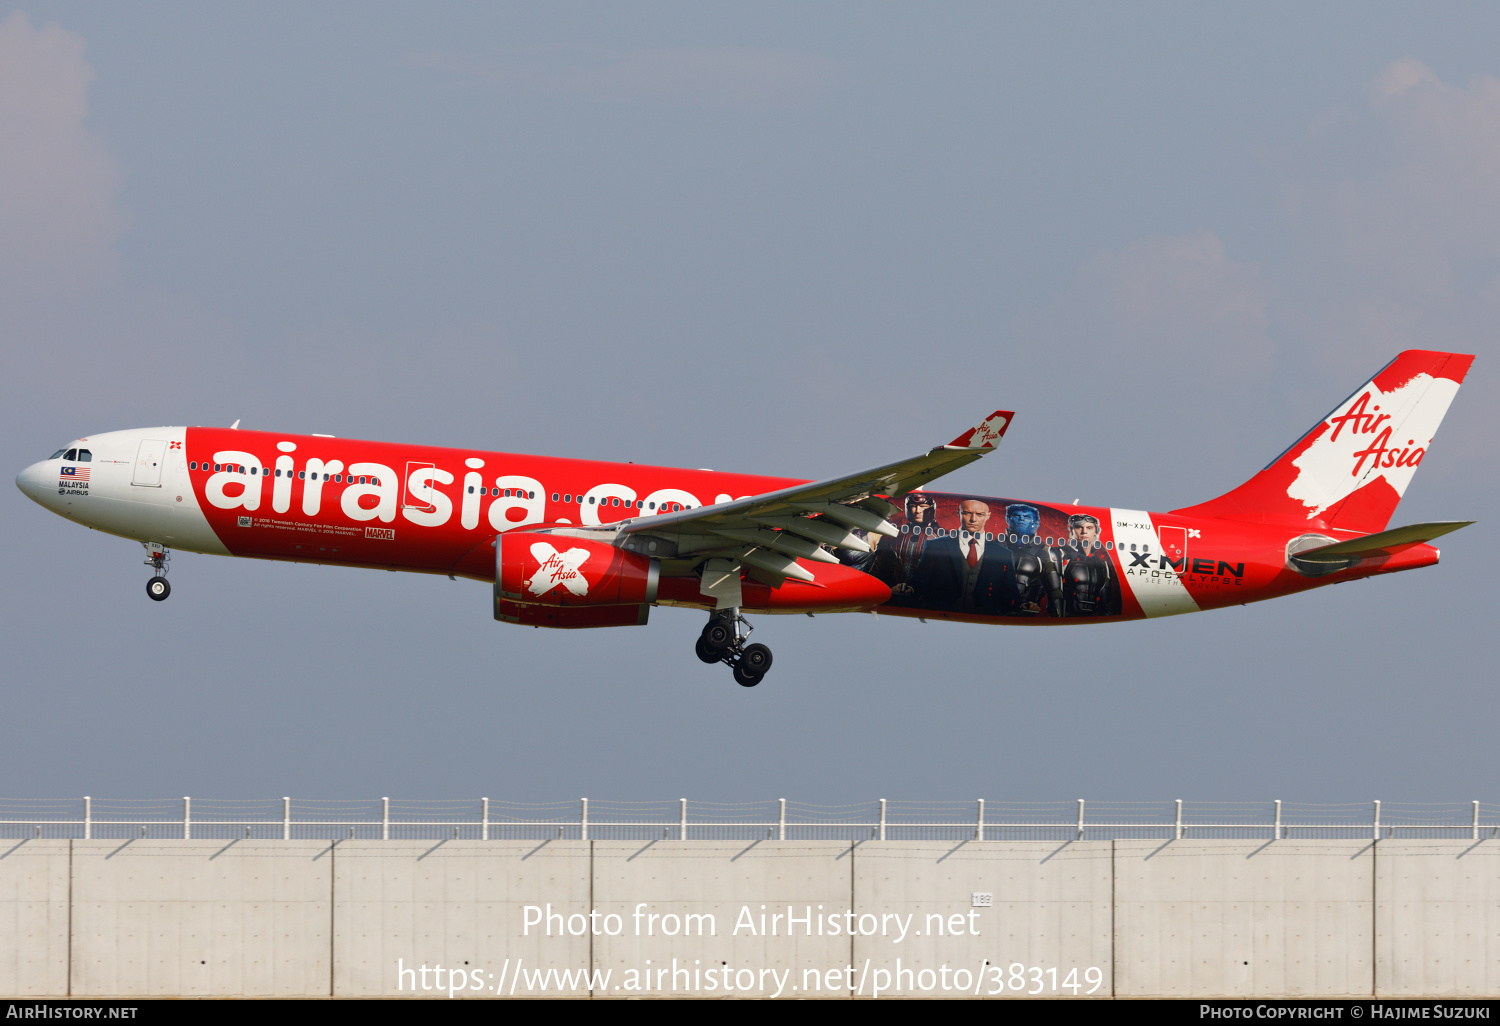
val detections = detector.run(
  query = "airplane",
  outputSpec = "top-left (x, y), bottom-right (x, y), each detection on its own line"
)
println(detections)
top-left (15, 349), bottom-right (1473, 688)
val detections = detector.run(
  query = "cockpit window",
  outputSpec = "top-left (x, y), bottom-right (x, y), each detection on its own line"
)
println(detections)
top-left (63, 449), bottom-right (77, 461)
top-left (76, 449), bottom-right (91, 462)
top-left (49, 449), bottom-right (67, 460)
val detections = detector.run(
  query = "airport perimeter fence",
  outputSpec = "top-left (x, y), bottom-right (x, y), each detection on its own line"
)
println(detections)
top-left (1, 797), bottom-right (1497, 842)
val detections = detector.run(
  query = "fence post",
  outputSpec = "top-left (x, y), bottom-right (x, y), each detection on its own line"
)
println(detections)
top-left (778, 798), bottom-right (786, 842)
top-left (1474, 800), bottom-right (1481, 841)
top-left (975, 799), bottom-right (985, 842)
top-left (1274, 799), bottom-right (1282, 841)
top-left (381, 797), bottom-right (389, 841)
top-left (482, 797), bottom-right (489, 842)
top-left (1373, 799), bottom-right (1381, 841)
top-left (1175, 799), bottom-right (1183, 841)
top-left (282, 797), bottom-right (290, 841)
top-left (83, 796), bottom-right (91, 841)
top-left (580, 798), bottom-right (588, 841)
top-left (680, 799), bottom-right (688, 841)
top-left (183, 797), bottom-right (191, 840)
top-left (879, 799), bottom-right (887, 842)
top-left (1076, 799), bottom-right (1085, 841)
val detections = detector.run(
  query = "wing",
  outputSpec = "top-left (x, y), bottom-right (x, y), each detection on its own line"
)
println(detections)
top-left (611, 410), bottom-right (1014, 587)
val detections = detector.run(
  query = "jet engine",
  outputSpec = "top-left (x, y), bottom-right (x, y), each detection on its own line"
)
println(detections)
top-left (495, 530), bottom-right (658, 628)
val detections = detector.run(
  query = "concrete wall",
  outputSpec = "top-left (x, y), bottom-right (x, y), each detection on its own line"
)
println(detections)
top-left (1376, 841), bottom-right (1500, 997)
top-left (0, 840), bottom-right (68, 997)
top-left (853, 841), bottom-right (1114, 998)
top-left (70, 841), bottom-right (331, 997)
top-left (0, 838), bottom-right (1495, 998)
top-left (1114, 840), bottom-right (1373, 998)
top-left (334, 840), bottom-right (591, 997)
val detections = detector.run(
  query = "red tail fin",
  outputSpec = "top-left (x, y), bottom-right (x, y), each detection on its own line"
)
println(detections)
top-left (1172, 350), bottom-right (1473, 534)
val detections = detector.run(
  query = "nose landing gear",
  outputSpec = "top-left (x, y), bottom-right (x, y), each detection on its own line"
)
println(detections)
top-left (143, 542), bottom-right (171, 602)
top-left (696, 611), bottom-right (773, 687)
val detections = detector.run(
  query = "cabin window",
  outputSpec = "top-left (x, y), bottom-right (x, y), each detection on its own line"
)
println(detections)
top-left (467, 486), bottom-right (474, 494)
top-left (64, 449), bottom-right (77, 461)
top-left (648, 501), bottom-right (655, 509)
top-left (298, 471), bottom-right (305, 479)
top-left (77, 449), bottom-right (92, 462)
top-left (564, 494), bottom-right (572, 503)
top-left (190, 461), bottom-right (198, 470)
top-left (1105, 541), bottom-right (1113, 550)
top-left (250, 467), bottom-right (258, 475)
top-left (213, 463), bottom-right (222, 472)
top-left (359, 477), bottom-right (367, 484)
top-left (552, 493), bottom-right (559, 502)
top-left (589, 497), bottom-right (596, 504)
top-left (986, 532), bottom-right (994, 541)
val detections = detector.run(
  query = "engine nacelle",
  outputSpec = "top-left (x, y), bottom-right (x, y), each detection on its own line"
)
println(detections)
top-left (496, 530), bottom-right (659, 614)
top-left (495, 598), bottom-right (651, 629)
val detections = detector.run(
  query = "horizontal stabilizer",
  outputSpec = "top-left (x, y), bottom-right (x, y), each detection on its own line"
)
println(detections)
top-left (1291, 521), bottom-right (1474, 562)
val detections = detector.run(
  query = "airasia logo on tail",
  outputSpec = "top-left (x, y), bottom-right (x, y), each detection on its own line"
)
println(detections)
top-left (527, 543), bottom-right (590, 598)
top-left (1287, 372), bottom-right (1458, 519)
top-left (1327, 392), bottom-right (1426, 477)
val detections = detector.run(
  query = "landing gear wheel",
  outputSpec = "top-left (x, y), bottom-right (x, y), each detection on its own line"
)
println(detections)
top-left (739, 643), bottom-right (772, 676)
top-left (701, 618), bottom-right (735, 652)
top-left (695, 636), bottom-right (720, 664)
top-left (732, 663), bottom-right (763, 687)
top-left (696, 608), bottom-right (771, 686)
top-left (146, 576), bottom-right (171, 601)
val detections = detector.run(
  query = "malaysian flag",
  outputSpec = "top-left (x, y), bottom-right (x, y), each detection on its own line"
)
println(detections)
top-left (60, 466), bottom-right (90, 481)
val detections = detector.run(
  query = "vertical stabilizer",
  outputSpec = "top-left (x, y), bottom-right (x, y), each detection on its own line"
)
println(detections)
top-left (1172, 350), bottom-right (1473, 534)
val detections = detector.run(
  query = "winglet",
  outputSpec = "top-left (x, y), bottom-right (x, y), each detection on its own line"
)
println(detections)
top-left (946, 411), bottom-right (1013, 450)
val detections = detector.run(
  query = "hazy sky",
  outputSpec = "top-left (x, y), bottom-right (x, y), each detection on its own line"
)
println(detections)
top-left (2, 3), bottom-right (1496, 806)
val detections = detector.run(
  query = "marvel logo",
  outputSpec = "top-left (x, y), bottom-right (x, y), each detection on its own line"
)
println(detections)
top-left (365, 527), bottom-right (395, 541)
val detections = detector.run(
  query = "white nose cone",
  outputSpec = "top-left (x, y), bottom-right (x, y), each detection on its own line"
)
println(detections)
top-left (14, 462), bottom-right (47, 505)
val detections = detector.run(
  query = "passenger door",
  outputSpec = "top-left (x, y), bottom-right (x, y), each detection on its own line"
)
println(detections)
top-left (403, 461), bottom-right (437, 512)
top-left (132, 439), bottom-right (169, 487)
top-left (1158, 525), bottom-right (1188, 574)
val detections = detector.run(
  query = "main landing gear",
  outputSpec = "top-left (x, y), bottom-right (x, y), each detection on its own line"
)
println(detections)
top-left (143, 542), bottom-right (171, 602)
top-left (696, 610), bottom-right (773, 687)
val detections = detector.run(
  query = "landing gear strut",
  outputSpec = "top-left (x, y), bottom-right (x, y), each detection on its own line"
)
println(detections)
top-left (697, 610), bottom-right (773, 687)
top-left (144, 542), bottom-right (171, 602)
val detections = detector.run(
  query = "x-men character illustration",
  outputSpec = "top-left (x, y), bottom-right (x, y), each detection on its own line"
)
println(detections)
top-left (840, 492), bottom-right (1122, 620)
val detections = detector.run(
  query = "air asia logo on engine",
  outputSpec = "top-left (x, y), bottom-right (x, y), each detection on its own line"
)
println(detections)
top-left (527, 543), bottom-right (591, 598)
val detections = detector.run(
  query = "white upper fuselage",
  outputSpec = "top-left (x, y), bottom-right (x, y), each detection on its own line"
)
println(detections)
top-left (16, 428), bottom-right (228, 555)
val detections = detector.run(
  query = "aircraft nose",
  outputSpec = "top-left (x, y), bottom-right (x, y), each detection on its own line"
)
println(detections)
top-left (14, 462), bottom-right (48, 504)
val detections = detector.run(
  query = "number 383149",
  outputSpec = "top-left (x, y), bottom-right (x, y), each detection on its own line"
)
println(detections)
top-left (992, 964), bottom-right (1103, 995)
